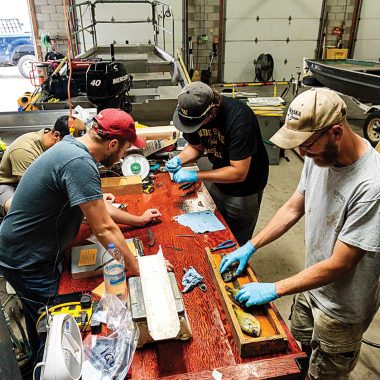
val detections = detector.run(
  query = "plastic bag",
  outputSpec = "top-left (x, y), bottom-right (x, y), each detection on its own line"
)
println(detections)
top-left (82, 294), bottom-right (139, 380)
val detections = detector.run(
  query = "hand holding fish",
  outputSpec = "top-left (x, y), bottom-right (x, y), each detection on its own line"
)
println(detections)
top-left (235, 282), bottom-right (278, 307)
top-left (219, 241), bottom-right (256, 275)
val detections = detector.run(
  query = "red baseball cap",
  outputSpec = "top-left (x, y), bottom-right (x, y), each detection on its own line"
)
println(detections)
top-left (93, 108), bottom-right (146, 148)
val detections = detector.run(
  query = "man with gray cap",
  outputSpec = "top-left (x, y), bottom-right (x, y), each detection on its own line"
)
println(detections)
top-left (220, 88), bottom-right (380, 379)
top-left (167, 82), bottom-right (269, 245)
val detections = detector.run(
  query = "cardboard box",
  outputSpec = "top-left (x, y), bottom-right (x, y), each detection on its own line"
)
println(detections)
top-left (326, 48), bottom-right (348, 60)
top-left (101, 175), bottom-right (142, 196)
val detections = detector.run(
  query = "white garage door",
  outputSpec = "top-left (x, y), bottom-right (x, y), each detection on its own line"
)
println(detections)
top-left (353, 0), bottom-right (380, 62)
top-left (223, 0), bottom-right (323, 82)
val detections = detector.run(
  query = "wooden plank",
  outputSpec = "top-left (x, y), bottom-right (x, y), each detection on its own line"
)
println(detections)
top-left (138, 248), bottom-right (180, 340)
top-left (206, 248), bottom-right (288, 357)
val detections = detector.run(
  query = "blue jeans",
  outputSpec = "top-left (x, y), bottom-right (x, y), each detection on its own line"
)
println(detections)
top-left (0, 265), bottom-right (61, 364)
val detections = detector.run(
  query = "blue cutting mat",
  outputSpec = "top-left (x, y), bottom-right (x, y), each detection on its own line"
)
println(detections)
top-left (174, 210), bottom-right (226, 234)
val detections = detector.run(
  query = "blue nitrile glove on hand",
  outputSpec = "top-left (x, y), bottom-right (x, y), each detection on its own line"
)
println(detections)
top-left (219, 241), bottom-right (256, 275)
top-left (235, 282), bottom-right (278, 307)
top-left (165, 156), bottom-right (182, 173)
top-left (173, 169), bottom-right (198, 183)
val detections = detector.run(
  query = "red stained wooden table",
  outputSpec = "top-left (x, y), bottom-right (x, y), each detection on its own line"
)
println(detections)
top-left (59, 173), bottom-right (306, 379)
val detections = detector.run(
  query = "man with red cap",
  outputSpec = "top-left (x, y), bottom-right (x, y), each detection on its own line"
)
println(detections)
top-left (0, 108), bottom-right (173, 369)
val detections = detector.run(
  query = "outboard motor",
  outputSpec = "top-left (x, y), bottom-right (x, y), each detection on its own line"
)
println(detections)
top-left (86, 61), bottom-right (133, 113)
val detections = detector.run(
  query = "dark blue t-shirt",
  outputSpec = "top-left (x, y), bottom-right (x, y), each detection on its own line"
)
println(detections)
top-left (0, 135), bottom-right (103, 271)
top-left (183, 96), bottom-right (269, 196)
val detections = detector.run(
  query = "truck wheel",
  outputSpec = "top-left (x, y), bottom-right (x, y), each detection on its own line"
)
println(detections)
top-left (17, 55), bottom-right (36, 78)
top-left (363, 111), bottom-right (380, 146)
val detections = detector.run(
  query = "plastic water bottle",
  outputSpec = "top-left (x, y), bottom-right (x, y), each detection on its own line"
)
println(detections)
top-left (103, 243), bottom-right (127, 296)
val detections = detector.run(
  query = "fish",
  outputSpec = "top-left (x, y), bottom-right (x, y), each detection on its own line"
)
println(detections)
top-left (221, 265), bottom-right (245, 283)
top-left (232, 305), bottom-right (261, 337)
top-left (225, 286), bottom-right (252, 311)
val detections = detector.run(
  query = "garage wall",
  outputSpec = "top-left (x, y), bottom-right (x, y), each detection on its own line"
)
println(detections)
top-left (187, 0), bottom-right (220, 83)
top-left (324, 0), bottom-right (355, 48)
top-left (223, 0), bottom-right (324, 83)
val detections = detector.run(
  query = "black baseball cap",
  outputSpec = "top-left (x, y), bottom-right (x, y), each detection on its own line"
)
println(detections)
top-left (172, 81), bottom-right (214, 133)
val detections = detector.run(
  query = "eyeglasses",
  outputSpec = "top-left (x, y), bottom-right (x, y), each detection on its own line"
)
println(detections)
top-left (299, 127), bottom-right (332, 151)
top-left (178, 104), bottom-right (213, 121)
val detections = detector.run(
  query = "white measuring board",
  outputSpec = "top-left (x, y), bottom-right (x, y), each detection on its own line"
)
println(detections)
top-left (138, 247), bottom-right (180, 340)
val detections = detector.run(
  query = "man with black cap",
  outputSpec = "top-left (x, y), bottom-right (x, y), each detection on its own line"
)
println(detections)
top-left (220, 88), bottom-right (380, 379)
top-left (0, 108), bottom-right (173, 368)
top-left (168, 81), bottom-right (269, 245)
top-left (0, 115), bottom-right (73, 216)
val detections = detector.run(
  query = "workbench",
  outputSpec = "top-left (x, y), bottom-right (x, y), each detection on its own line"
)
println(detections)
top-left (59, 173), bottom-right (306, 379)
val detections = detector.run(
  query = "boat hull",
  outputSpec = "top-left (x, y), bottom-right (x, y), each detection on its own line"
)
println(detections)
top-left (306, 59), bottom-right (380, 104)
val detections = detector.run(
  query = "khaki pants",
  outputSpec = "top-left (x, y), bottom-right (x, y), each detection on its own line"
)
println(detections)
top-left (290, 292), bottom-right (374, 380)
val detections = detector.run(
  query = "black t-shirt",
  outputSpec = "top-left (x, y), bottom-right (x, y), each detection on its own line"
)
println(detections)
top-left (183, 96), bottom-right (269, 196)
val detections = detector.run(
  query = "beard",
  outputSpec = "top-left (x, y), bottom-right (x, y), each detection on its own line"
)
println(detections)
top-left (101, 150), bottom-right (122, 168)
top-left (307, 140), bottom-right (340, 167)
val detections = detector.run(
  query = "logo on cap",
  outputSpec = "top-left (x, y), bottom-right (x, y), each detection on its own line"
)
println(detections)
top-left (287, 107), bottom-right (301, 121)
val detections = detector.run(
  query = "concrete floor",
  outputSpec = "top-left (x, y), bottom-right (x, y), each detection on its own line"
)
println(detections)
top-left (0, 68), bottom-right (379, 378)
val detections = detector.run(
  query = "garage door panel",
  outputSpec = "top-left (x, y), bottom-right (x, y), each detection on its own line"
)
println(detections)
top-left (226, 0), bottom-right (321, 19)
top-left (356, 20), bottom-right (380, 40)
top-left (224, 60), bottom-right (299, 83)
top-left (223, 0), bottom-right (322, 82)
top-left (224, 41), bottom-right (315, 65)
top-left (96, 24), bottom-right (154, 45)
top-left (353, 0), bottom-right (380, 61)
top-left (357, 1), bottom-right (379, 16)
top-left (225, 19), bottom-right (320, 41)
top-left (354, 43), bottom-right (380, 62)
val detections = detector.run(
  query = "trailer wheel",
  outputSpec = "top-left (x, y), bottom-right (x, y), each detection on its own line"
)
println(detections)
top-left (363, 111), bottom-right (380, 146)
top-left (17, 55), bottom-right (36, 78)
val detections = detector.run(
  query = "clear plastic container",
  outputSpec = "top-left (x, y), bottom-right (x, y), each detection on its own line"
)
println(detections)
top-left (103, 243), bottom-right (127, 296)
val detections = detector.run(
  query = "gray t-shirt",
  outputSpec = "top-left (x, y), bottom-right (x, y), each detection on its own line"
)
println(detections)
top-left (297, 139), bottom-right (380, 323)
top-left (0, 135), bottom-right (103, 271)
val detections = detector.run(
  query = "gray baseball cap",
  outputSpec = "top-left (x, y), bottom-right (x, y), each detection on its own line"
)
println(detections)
top-left (172, 81), bottom-right (214, 133)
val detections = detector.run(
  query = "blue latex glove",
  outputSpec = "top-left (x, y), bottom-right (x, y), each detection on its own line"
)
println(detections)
top-left (235, 282), bottom-right (278, 306)
top-left (173, 169), bottom-right (198, 183)
top-left (219, 241), bottom-right (256, 275)
top-left (182, 266), bottom-right (204, 293)
top-left (165, 156), bottom-right (182, 173)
